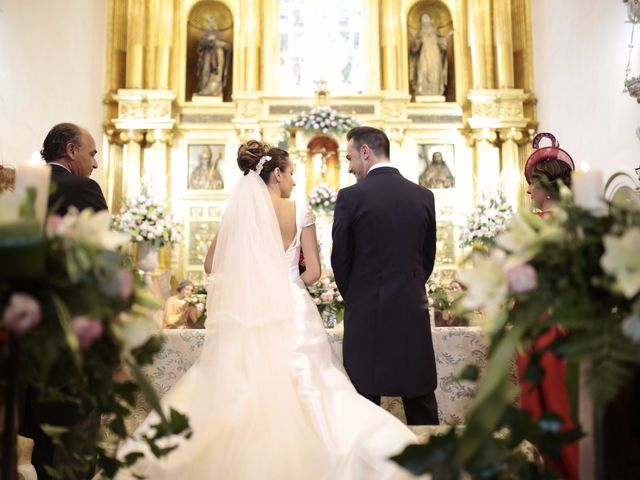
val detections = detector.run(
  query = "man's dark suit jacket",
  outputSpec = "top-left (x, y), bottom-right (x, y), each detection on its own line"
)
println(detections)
top-left (48, 163), bottom-right (108, 215)
top-left (331, 166), bottom-right (437, 397)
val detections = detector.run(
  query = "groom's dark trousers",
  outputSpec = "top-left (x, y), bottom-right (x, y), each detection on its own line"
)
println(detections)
top-left (332, 166), bottom-right (439, 425)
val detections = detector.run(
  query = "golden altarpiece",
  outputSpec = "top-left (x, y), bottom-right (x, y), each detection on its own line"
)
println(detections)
top-left (102, 0), bottom-right (537, 284)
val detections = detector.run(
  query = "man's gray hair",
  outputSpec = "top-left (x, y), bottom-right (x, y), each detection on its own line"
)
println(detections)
top-left (40, 123), bottom-right (84, 162)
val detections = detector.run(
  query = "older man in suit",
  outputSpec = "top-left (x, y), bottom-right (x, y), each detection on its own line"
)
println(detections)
top-left (41, 122), bottom-right (108, 215)
top-left (20, 123), bottom-right (107, 479)
top-left (331, 126), bottom-right (438, 425)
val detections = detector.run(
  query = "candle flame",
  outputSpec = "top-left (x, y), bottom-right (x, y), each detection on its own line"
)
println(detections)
top-left (579, 161), bottom-right (591, 172)
top-left (29, 150), bottom-right (44, 165)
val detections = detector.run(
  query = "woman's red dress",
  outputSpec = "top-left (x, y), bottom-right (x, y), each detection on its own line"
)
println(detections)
top-left (516, 210), bottom-right (578, 480)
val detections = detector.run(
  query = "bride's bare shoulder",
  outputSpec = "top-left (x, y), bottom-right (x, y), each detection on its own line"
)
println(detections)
top-left (273, 198), bottom-right (296, 211)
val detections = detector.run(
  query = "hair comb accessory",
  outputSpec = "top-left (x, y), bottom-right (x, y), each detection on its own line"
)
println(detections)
top-left (255, 155), bottom-right (272, 175)
top-left (524, 132), bottom-right (575, 184)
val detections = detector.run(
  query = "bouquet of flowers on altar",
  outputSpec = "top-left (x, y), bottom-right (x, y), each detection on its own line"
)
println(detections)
top-left (426, 279), bottom-right (466, 326)
top-left (185, 284), bottom-right (207, 328)
top-left (309, 183), bottom-right (338, 213)
top-left (112, 194), bottom-right (181, 248)
top-left (0, 193), bottom-right (191, 478)
top-left (459, 189), bottom-right (513, 252)
top-left (307, 275), bottom-right (344, 316)
top-left (283, 107), bottom-right (360, 136)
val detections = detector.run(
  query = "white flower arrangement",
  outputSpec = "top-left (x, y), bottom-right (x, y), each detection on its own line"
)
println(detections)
top-left (112, 195), bottom-right (181, 248)
top-left (460, 190), bottom-right (513, 251)
top-left (308, 183), bottom-right (338, 213)
top-left (283, 107), bottom-right (360, 136)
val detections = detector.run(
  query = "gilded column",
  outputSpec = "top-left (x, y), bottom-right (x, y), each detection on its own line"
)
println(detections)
top-left (155, 0), bottom-right (173, 89)
top-left (498, 128), bottom-right (526, 207)
top-left (126, 0), bottom-right (146, 88)
top-left (119, 130), bottom-right (144, 199)
top-left (104, 130), bottom-right (124, 212)
top-left (467, 0), bottom-right (488, 88)
top-left (470, 129), bottom-right (500, 197)
top-left (380, 0), bottom-right (399, 91)
top-left (481, 0), bottom-right (495, 89)
top-left (144, 0), bottom-right (160, 89)
top-left (143, 130), bottom-right (171, 201)
top-left (245, 0), bottom-right (261, 91)
top-left (493, 0), bottom-right (515, 88)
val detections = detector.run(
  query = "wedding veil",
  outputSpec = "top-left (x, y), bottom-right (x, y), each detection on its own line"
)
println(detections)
top-left (121, 171), bottom-right (326, 479)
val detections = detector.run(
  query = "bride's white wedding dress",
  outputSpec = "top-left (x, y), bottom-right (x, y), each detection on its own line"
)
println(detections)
top-left (115, 172), bottom-right (418, 479)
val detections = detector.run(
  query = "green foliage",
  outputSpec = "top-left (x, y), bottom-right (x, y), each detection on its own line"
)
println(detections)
top-left (0, 209), bottom-right (191, 478)
top-left (394, 199), bottom-right (640, 478)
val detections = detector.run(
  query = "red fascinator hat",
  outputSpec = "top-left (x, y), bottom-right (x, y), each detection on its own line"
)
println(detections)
top-left (524, 132), bottom-right (575, 184)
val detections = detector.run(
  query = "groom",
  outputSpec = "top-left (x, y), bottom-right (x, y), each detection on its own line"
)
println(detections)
top-left (331, 126), bottom-right (438, 425)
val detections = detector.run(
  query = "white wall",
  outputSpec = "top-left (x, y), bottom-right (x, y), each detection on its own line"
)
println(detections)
top-left (0, 0), bottom-right (108, 185)
top-left (532, 0), bottom-right (640, 180)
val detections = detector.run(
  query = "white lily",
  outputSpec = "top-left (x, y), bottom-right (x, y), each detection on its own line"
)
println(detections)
top-left (601, 227), bottom-right (640, 299)
top-left (457, 253), bottom-right (509, 311)
top-left (74, 208), bottom-right (129, 251)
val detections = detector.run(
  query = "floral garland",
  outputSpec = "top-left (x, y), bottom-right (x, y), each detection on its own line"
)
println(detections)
top-left (112, 194), bottom-right (181, 249)
top-left (283, 107), bottom-right (359, 136)
top-left (393, 192), bottom-right (640, 479)
top-left (0, 202), bottom-right (190, 478)
top-left (308, 183), bottom-right (338, 213)
top-left (460, 190), bottom-right (513, 252)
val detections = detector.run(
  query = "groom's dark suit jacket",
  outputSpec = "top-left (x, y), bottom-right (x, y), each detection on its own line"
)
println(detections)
top-left (48, 164), bottom-right (108, 215)
top-left (331, 166), bottom-right (437, 397)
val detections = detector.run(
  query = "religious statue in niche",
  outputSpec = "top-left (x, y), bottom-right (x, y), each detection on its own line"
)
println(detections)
top-left (305, 136), bottom-right (340, 195)
top-left (188, 145), bottom-right (224, 190)
top-left (195, 16), bottom-right (231, 97)
top-left (409, 13), bottom-right (453, 96)
top-left (419, 145), bottom-right (455, 189)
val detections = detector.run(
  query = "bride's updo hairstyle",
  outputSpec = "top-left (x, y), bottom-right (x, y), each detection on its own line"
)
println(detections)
top-left (237, 140), bottom-right (290, 184)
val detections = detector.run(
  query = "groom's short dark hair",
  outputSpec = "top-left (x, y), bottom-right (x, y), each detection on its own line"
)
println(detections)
top-left (346, 127), bottom-right (390, 159)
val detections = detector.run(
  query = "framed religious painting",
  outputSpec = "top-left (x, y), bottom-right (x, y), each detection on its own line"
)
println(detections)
top-left (417, 144), bottom-right (455, 190)
top-left (187, 144), bottom-right (226, 191)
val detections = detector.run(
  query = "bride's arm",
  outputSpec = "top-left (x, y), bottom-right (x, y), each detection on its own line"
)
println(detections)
top-left (203, 235), bottom-right (217, 274)
top-left (299, 225), bottom-right (321, 286)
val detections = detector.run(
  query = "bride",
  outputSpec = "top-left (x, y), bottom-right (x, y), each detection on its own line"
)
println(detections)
top-left (115, 141), bottom-right (420, 479)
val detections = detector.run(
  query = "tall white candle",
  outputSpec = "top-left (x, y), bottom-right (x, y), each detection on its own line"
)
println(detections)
top-left (572, 162), bottom-right (605, 216)
top-left (15, 152), bottom-right (51, 224)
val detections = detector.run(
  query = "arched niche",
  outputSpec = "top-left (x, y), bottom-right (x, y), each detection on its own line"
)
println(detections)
top-left (407, 0), bottom-right (455, 102)
top-left (186, 1), bottom-right (234, 102)
top-left (305, 136), bottom-right (340, 195)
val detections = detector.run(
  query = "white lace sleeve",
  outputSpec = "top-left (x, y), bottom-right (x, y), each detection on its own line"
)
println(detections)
top-left (302, 203), bottom-right (316, 228)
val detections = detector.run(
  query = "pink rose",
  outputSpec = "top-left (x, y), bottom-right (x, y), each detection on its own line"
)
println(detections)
top-left (337, 295), bottom-right (343, 303)
top-left (46, 215), bottom-right (65, 237)
top-left (507, 264), bottom-right (538, 294)
top-left (321, 278), bottom-right (330, 288)
top-left (314, 298), bottom-right (321, 305)
top-left (320, 292), bottom-right (333, 302)
top-left (2, 293), bottom-right (41, 335)
top-left (72, 316), bottom-right (104, 351)
top-left (117, 269), bottom-right (134, 300)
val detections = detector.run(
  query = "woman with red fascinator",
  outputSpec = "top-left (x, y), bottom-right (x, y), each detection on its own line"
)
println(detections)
top-left (519, 132), bottom-right (578, 480)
